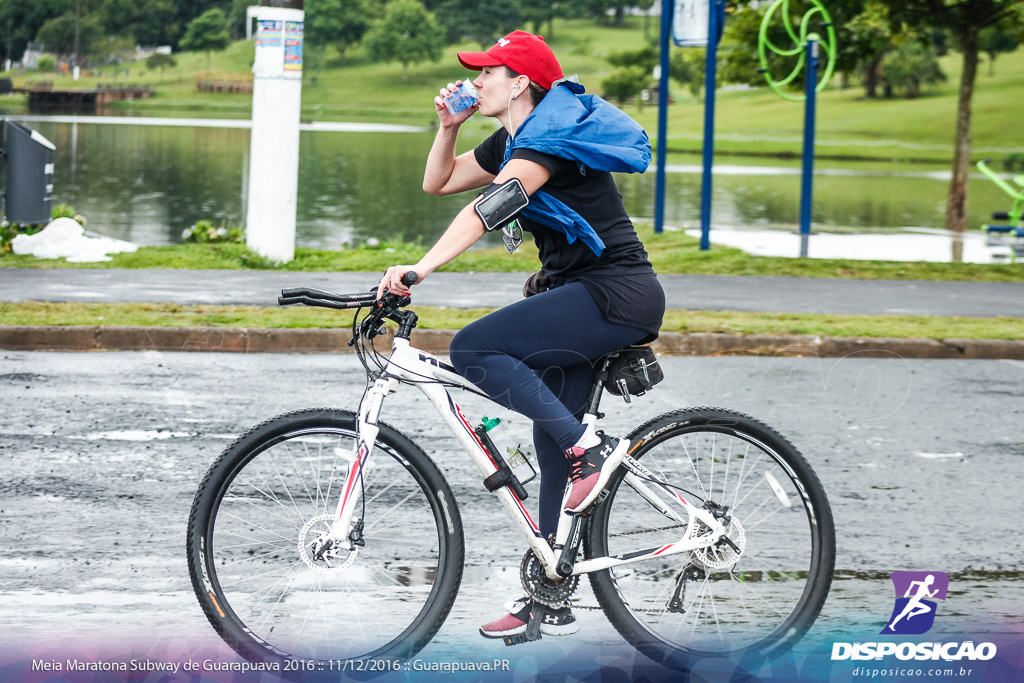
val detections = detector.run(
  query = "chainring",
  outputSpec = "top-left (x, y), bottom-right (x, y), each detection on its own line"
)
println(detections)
top-left (520, 548), bottom-right (579, 608)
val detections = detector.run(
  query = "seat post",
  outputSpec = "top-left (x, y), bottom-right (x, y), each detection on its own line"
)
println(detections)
top-left (583, 354), bottom-right (618, 423)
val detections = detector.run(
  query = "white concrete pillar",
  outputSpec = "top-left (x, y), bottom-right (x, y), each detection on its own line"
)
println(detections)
top-left (245, 5), bottom-right (304, 263)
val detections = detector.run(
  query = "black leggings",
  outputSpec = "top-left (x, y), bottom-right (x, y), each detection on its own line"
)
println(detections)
top-left (449, 282), bottom-right (647, 536)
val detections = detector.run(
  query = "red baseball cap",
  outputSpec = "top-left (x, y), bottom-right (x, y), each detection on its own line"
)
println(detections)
top-left (457, 31), bottom-right (564, 91)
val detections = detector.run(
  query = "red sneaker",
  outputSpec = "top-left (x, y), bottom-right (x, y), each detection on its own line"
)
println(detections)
top-left (563, 431), bottom-right (628, 514)
top-left (479, 598), bottom-right (578, 638)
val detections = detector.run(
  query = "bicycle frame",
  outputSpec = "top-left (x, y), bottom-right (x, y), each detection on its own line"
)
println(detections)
top-left (327, 336), bottom-right (730, 581)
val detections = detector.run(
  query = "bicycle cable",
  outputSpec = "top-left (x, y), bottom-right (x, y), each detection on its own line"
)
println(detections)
top-left (351, 299), bottom-right (494, 399)
top-left (624, 469), bottom-right (709, 510)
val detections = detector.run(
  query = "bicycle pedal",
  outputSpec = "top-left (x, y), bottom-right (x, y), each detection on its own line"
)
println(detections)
top-left (502, 632), bottom-right (541, 647)
top-left (579, 489), bottom-right (611, 517)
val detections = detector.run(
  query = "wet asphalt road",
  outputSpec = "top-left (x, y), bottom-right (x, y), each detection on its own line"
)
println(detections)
top-left (4, 268), bottom-right (1024, 317)
top-left (1, 352), bottom-right (1022, 674)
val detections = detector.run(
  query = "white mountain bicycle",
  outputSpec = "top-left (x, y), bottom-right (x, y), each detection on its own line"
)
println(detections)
top-left (186, 274), bottom-right (835, 673)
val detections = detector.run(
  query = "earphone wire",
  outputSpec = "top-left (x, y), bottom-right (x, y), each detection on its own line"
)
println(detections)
top-left (507, 88), bottom-right (516, 142)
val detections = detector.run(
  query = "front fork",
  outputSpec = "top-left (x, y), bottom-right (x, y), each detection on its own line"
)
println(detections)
top-left (327, 375), bottom-right (397, 548)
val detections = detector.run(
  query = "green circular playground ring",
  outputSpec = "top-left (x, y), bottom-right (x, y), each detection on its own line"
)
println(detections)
top-left (757, 0), bottom-right (837, 102)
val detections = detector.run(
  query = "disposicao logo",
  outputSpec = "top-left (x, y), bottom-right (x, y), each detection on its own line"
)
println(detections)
top-left (831, 570), bottom-right (997, 662)
top-left (882, 571), bottom-right (948, 635)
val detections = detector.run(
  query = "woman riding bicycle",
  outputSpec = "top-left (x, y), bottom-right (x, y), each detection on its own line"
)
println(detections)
top-left (377, 30), bottom-right (665, 638)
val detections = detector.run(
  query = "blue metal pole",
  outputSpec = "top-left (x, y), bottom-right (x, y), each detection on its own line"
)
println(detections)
top-left (699, 0), bottom-right (723, 251)
top-left (654, 0), bottom-right (674, 234)
top-left (799, 38), bottom-right (818, 257)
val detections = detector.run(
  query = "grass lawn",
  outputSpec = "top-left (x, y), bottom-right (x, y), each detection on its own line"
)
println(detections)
top-left (3, 300), bottom-right (1022, 340)
top-left (7, 18), bottom-right (1024, 163)
top-left (3, 225), bottom-right (1024, 281)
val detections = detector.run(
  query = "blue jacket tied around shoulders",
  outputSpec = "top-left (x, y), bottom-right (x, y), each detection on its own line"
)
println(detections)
top-left (500, 80), bottom-right (651, 256)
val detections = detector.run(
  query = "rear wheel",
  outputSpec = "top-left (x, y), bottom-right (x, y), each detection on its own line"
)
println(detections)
top-left (586, 408), bottom-right (834, 667)
top-left (187, 409), bottom-right (464, 667)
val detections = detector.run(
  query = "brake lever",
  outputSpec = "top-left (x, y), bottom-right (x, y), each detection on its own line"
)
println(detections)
top-left (358, 291), bottom-right (412, 340)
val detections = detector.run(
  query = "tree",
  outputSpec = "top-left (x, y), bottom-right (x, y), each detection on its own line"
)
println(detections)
top-left (601, 65), bottom-right (648, 107)
top-left (880, 39), bottom-right (946, 98)
top-left (978, 24), bottom-right (1020, 75)
top-left (304, 0), bottom-right (371, 64)
top-left (636, 0), bottom-right (655, 41)
top-left (569, 0), bottom-right (638, 27)
top-left (364, 0), bottom-right (443, 82)
top-left (603, 44), bottom-right (657, 108)
top-left (101, 0), bottom-right (179, 47)
top-left (670, 47), bottom-right (707, 101)
top-left (180, 7), bottom-right (229, 68)
top-left (520, 0), bottom-right (561, 38)
top-left (36, 11), bottom-right (103, 57)
top-left (718, 5), bottom-right (771, 88)
top-left (888, 0), bottom-right (1023, 254)
top-left (435, 0), bottom-right (521, 47)
top-left (607, 43), bottom-right (658, 71)
top-left (3, 0), bottom-right (68, 66)
top-left (227, 0), bottom-right (252, 40)
top-left (843, 1), bottom-right (898, 97)
top-left (146, 51), bottom-right (176, 73)
top-left (176, 0), bottom-right (229, 40)
top-left (90, 34), bottom-right (135, 67)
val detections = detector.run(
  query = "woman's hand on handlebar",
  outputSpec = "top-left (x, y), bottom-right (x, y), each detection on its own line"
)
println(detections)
top-left (377, 266), bottom-right (421, 299)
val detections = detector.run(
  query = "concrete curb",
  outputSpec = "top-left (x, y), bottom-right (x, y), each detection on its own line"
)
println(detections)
top-left (2, 326), bottom-right (1024, 359)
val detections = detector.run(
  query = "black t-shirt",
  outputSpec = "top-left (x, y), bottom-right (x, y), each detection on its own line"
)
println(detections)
top-left (474, 127), bottom-right (665, 339)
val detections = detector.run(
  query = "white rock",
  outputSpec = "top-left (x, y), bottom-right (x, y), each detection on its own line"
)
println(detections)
top-left (11, 218), bottom-right (138, 262)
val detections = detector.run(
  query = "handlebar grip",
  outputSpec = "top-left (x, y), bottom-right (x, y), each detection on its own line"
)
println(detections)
top-left (401, 271), bottom-right (418, 287)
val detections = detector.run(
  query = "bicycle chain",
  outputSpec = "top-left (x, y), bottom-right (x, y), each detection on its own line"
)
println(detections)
top-left (525, 524), bottom-right (691, 611)
top-left (609, 522), bottom-right (685, 538)
top-left (582, 522), bottom-right (694, 613)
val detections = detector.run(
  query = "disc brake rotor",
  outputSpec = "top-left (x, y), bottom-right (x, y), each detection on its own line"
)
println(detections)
top-left (297, 513), bottom-right (358, 573)
top-left (693, 517), bottom-right (746, 570)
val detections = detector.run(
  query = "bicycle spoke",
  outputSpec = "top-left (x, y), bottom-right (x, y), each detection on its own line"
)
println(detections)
top-left (282, 441), bottom-right (317, 509)
top-left (193, 416), bottom-right (461, 663)
top-left (741, 497), bottom-right (786, 531)
top-left (593, 410), bottom-right (832, 658)
top-left (224, 493), bottom-right (303, 528)
top-left (680, 439), bottom-right (710, 500)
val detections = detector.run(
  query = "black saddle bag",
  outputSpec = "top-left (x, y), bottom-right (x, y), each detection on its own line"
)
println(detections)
top-left (604, 346), bottom-right (664, 398)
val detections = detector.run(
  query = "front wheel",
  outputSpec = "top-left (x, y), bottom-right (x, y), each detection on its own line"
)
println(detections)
top-left (586, 407), bottom-right (835, 667)
top-left (186, 409), bottom-right (465, 667)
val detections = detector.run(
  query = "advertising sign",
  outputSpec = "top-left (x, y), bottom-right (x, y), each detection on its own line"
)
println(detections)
top-left (673, 0), bottom-right (710, 46)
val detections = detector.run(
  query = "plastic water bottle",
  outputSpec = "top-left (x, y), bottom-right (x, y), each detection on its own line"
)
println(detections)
top-left (481, 416), bottom-right (536, 485)
top-left (444, 79), bottom-right (479, 115)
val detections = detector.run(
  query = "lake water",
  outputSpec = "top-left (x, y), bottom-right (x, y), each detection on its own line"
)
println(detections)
top-left (7, 115), bottom-right (1018, 260)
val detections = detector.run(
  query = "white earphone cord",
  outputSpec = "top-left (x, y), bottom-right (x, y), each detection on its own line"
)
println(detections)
top-left (507, 83), bottom-right (519, 141)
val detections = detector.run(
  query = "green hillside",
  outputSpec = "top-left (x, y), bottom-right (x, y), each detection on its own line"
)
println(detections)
top-left (6, 17), bottom-right (1024, 163)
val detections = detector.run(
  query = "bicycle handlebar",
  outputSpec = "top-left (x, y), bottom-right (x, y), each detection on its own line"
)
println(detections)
top-left (278, 287), bottom-right (375, 309)
top-left (278, 271), bottom-right (417, 309)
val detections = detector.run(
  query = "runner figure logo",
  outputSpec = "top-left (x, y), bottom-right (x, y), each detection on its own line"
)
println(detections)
top-left (881, 571), bottom-right (949, 635)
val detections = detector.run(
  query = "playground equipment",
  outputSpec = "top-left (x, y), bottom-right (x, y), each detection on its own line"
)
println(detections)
top-left (977, 157), bottom-right (1024, 261)
top-left (757, 0), bottom-right (836, 256)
